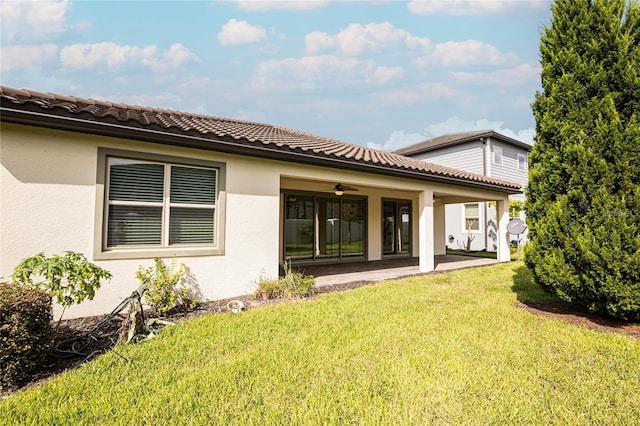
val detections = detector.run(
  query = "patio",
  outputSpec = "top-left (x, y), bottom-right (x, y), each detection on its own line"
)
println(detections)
top-left (295, 255), bottom-right (500, 287)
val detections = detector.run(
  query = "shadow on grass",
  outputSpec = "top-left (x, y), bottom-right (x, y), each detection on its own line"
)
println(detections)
top-left (511, 265), bottom-right (561, 304)
top-left (511, 264), bottom-right (640, 336)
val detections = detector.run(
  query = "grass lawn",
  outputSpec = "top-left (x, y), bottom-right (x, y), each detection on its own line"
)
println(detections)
top-left (2, 263), bottom-right (639, 424)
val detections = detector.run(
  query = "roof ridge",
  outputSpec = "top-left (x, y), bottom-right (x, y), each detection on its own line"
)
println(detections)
top-left (0, 85), bottom-right (523, 192)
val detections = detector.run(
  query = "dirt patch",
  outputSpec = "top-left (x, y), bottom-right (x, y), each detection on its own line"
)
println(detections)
top-left (517, 302), bottom-right (640, 338)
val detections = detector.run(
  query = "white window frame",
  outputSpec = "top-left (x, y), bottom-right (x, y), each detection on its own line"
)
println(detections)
top-left (493, 146), bottom-right (503, 165)
top-left (94, 148), bottom-right (226, 260)
top-left (462, 203), bottom-right (481, 234)
top-left (518, 153), bottom-right (527, 171)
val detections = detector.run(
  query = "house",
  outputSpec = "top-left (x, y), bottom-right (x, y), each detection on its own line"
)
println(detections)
top-left (0, 87), bottom-right (522, 318)
top-left (394, 130), bottom-right (531, 252)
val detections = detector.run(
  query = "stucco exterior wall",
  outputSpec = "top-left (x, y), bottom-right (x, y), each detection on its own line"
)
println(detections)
top-left (2, 123), bottom-right (514, 318)
top-left (1, 123), bottom-right (282, 319)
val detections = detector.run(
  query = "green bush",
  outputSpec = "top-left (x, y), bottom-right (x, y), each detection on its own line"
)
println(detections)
top-left (136, 258), bottom-right (192, 315)
top-left (0, 282), bottom-right (53, 391)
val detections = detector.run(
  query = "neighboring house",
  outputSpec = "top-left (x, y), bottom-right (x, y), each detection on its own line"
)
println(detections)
top-left (394, 130), bottom-right (531, 252)
top-left (0, 87), bottom-right (521, 318)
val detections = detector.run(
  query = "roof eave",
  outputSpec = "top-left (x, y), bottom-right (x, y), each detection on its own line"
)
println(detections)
top-left (0, 106), bottom-right (522, 194)
top-left (396, 130), bottom-right (532, 157)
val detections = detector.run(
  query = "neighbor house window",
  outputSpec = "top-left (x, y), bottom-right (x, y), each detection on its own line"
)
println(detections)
top-left (493, 146), bottom-right (503, 165)
top-left (99, 150), bottom-right (221, 257)
top-left (518, 153), bottom-right (527, 171)
top-left (464, 203), bottom-right (480, 232)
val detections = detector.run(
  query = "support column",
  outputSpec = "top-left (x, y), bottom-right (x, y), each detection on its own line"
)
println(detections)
top-left (496, 197), bottom-right (511, 262)
top-left (419, 188), bottom-right (435, 272)
top-left (433, 200), bottom-right (446, 255)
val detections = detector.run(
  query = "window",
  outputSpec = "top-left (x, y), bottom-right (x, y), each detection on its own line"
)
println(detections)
top-left (464, 203), bottom-right (480, 232)
top-left (518, 153), bottom-right (527, 171)
top-left (96, 149), bottom-right (225, 259)
top-left (493, 146), bottom-right (503, 165)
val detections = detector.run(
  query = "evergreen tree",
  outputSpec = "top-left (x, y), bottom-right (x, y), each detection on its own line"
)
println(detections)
top-left (526, 0), bottom-right (640, 319)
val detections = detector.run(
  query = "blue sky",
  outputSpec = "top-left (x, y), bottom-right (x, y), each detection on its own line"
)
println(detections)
top-left (0, 0), bottom-right (551, 149)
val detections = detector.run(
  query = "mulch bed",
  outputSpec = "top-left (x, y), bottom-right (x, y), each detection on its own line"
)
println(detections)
top-left (517, 301), bottom-right (640, 338)
top-left (4, 279), bottom-right (638, 397)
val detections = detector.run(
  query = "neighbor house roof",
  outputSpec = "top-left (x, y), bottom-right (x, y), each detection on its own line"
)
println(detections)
top-left (0, 86), bottom-right (521, 192)
top-left (393, 130), bottom-right (532, 157)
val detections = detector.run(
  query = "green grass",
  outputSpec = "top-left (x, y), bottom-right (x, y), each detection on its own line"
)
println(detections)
top-left (2, 263), bottom-right (640, 424)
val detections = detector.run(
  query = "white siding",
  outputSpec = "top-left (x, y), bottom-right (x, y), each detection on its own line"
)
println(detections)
top-left (488, 139), bottom-right (529, 187)
top-left (444, 204), bottom-right (487, 252)
top-left (412, 142), bottom-right (484, 175)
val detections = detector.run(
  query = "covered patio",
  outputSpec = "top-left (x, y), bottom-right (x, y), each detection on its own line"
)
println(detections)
top-left (281, 176), bottom-right (514, 277)
top-left (296, 255), bottom-right (500, 287)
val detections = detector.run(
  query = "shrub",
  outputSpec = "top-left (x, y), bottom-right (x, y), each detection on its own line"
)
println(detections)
top-left (136, 258), bottom-right (192, 315)
top-left (255, 259), bottom-right (315, 300)
top-left (12, 251), bottom-right (112, 324)
top-left (280, 258), bottom-right (315, 298)
top-left (0, 282), bottom-right (53, 391)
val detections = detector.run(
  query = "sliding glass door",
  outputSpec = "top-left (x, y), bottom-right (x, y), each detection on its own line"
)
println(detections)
top-left (383, 200), bottom-right (411, 256)
top-left (284, 193), bottom-right (366, 261)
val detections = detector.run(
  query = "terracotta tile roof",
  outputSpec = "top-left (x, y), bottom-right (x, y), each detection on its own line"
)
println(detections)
top-left (394, 130), bottom-right (532, 156)
top-left (0, 86), bottom-right (521, 192)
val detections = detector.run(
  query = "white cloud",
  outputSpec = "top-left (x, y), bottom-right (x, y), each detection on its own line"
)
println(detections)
top-left (452, 63), bottom-right (541, 86)
top-left (369, 81), bottom-right (459, 107)
top-left (407, 0), bottom-right (546, 16)
top-left (218, 19), bottom-right (267, 46)
top-left (418, 40), bottom-right (518, 67)
top-left (60, 42), bottom-right (157, 69)
top-left (231, 0), bottom-right (328, 11)
top-left (0, 44), bottom-right (58, 71)
top-left (0, 0), bottom-right (71, 42)
top-left (371, 66), bottom-right (405, 86)
top-left (142, 43), bottom-right (201, 73)
top-left (367, 130), bottom-right (426, 151)
top-left (59, 42), bottom-right (199, 74)
top-left (256, 55), bottom-right (404, 88)
top-left (416, 82), bottom-right (460, 99)
top-left (305, 22), bottom-right (431, 56)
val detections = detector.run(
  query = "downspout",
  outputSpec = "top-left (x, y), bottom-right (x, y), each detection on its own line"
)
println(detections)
top-left (481, 138), bottom-right (489, 250)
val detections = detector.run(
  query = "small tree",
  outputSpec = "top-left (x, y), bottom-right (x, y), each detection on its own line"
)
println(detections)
top-left (12, 251), bottom-right (112, 326)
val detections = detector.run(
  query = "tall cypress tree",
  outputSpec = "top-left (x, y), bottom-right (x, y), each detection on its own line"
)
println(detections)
top-left (526, 0), bottom-right (640, 319)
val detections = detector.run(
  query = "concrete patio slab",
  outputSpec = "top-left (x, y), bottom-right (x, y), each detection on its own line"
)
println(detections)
top-left (297, 255), bottom-right (500, 287)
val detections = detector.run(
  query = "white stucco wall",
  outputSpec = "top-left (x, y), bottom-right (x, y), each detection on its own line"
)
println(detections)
top-left (1, 123), bottom-right (514, 318)
top-left (1, 123), bottom-right (282, 319)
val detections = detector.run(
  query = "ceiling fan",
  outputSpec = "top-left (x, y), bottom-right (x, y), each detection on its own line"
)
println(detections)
top-left (331, 182), bottom-right (358, 196)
